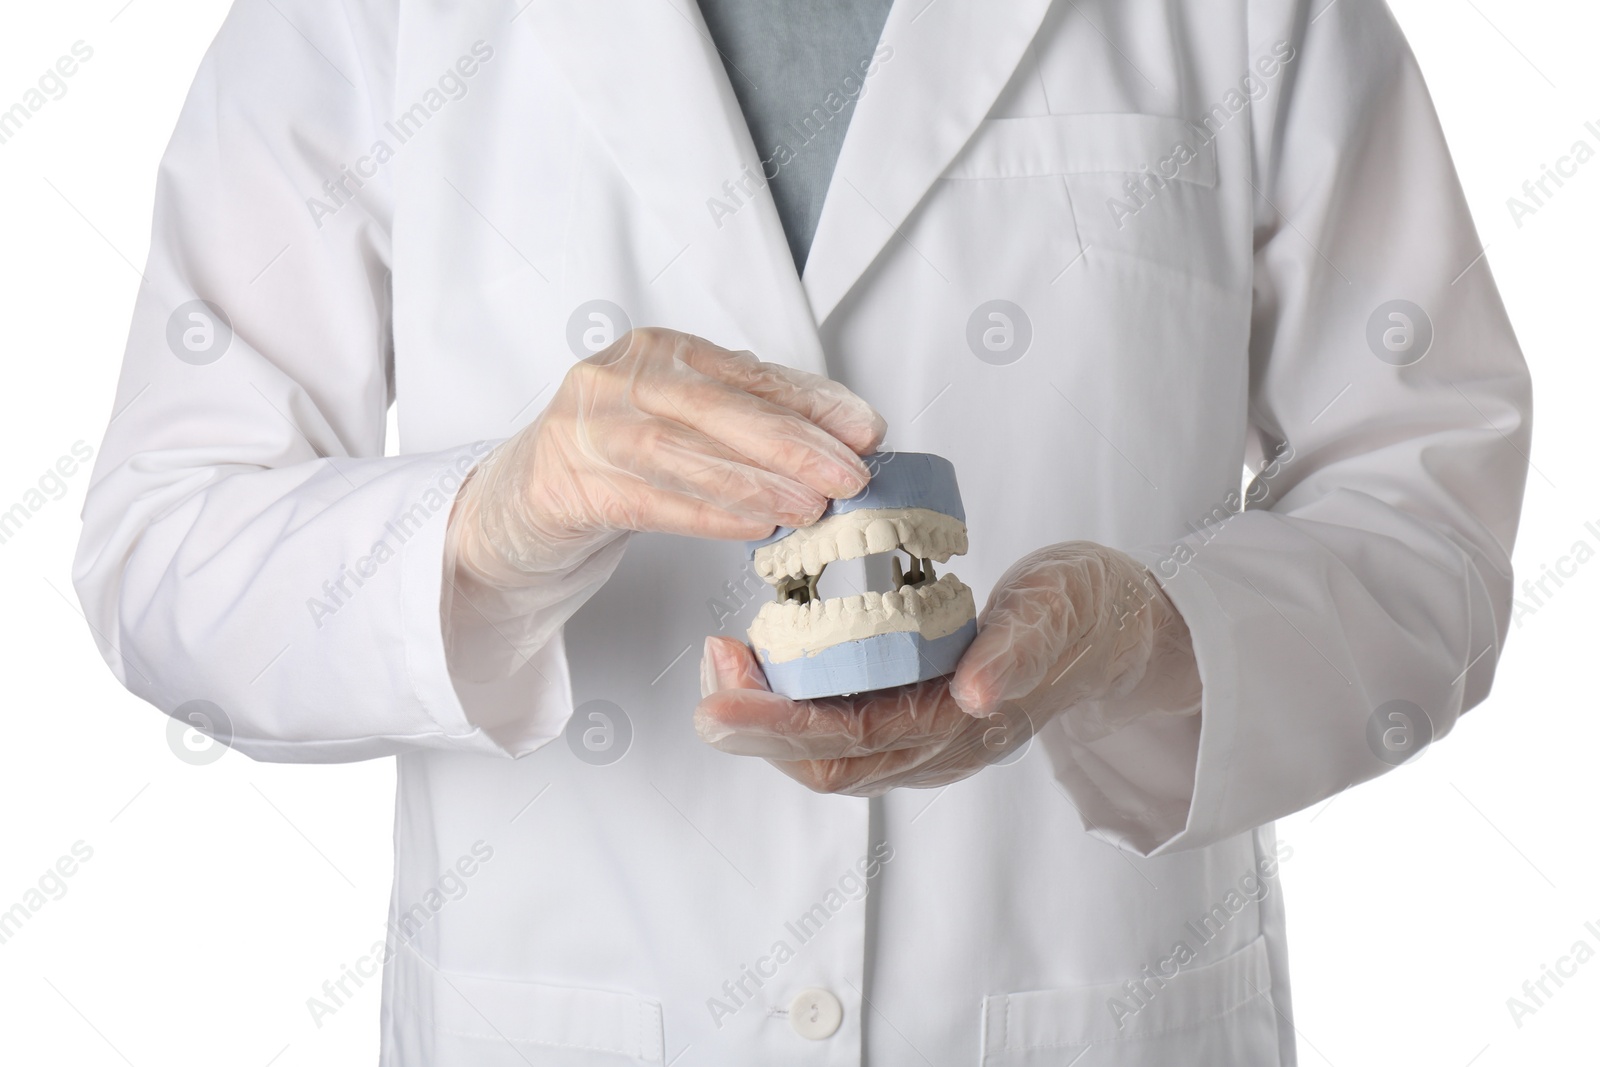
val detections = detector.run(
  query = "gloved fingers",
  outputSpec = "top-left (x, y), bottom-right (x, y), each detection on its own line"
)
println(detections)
top-left (692, 633), bottom-right (1034, 795)
top-left (950, 617), bottom-right (1068, 718)
top-left (677, 345), bottom-right (888, 456)
top-left (950, 564), bottom-right (1083, 716)
top-left (772, 746), bottom-right (939, 796)
top-left (571, 331), bottom-right (870, 502)
top-left (583, 478), bottom-right (782, 542)
top-left (458, 470), bottom-right (775, 583)
top-left (450, 326), bottom-right (890, 590)
top-left (628, 370), bottom-right (871, 499)
top-left (773, 704), bottom-right (1027, 796)
top-left (696, 691), bottom-right (878, 760)
top-left (694, 637), bottom-right (971, 760)
top-left (951, 543), bottom-right (1151, 717)
top-left (955, 545), bottom-right (1178, 737)
top-left (693, 638), bottom-right (823, 759)
top-left (697, 635), bottom-right (773, 698)
top-left (697, 687), bottom-right (969, 760)
top-left (587, 417), bottom-right (829, 528)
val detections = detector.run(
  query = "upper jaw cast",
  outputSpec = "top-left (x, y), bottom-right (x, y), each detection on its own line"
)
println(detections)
top-left (752, 506), bottom-right (969, 585)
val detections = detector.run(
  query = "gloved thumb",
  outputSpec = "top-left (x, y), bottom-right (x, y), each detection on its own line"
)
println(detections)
top-left (950, 580), bottom-right (1079, 716)
top-left (950, 619), bottom-right (1063, 717)
top-left (699, 635), bottom-right (770, 698)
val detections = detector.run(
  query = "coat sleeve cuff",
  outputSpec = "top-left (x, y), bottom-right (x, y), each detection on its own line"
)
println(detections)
top-left (1038, 546), bottom-right (1238, 857)
top-left (399, 445), bottom-right (582, 758)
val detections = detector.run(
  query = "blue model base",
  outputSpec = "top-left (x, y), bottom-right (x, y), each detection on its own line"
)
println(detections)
top-left (758, 620), bottom-right (978, 700)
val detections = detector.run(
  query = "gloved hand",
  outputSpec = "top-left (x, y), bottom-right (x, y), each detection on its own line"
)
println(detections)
top-left (449, 327), bottom-right (887, 587)
top-left (694, 542), bottom-right (1202, 796)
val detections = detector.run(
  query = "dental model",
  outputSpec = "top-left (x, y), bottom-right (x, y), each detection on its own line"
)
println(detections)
top-left (746, 452), bottom-right (978, 700)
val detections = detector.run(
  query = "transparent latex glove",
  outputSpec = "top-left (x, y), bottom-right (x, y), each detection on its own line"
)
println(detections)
top-left (448, 327), bottom-right (887, 588)
top-left (694, 541), bottom-right (1202, 796)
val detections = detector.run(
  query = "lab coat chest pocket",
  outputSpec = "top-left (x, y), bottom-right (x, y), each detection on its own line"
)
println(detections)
top-left (978, 935), bottom-right (1281, 1066)
top-left (899, 121), bottom-right (1086, 305)
top-left (940, 113), bottom-right (1223, 282)
top-left (390, 954), bottom-right (665, 1066)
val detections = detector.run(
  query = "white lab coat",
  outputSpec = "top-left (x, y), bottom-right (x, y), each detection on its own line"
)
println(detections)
top-left (74, 0), bottom-right (1530, 1062)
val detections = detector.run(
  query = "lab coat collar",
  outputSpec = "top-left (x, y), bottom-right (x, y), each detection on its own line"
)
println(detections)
top-left (522, 0), bottom-right (829, 375)
top-left (523, 0), bottom-right (1052, 365)
top-left (803, 0), bottom-right (1056, 326)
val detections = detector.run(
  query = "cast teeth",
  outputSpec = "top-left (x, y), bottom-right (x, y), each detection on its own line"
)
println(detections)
top-left (753, 507), bottom-right (968, 583)
top-left (865, 519), bottom-right (898, 555)
top-left (747, 573), bottom-right (977, 664)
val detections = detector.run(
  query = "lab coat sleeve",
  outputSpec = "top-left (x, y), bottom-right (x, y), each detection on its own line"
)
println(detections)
top-left (1043, 0), bottom-right (1532, 854)
top-left (71, 0), bottom-right (619, 762)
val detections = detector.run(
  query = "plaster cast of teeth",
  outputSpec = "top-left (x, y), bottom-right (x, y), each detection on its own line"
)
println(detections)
top-left (751, 507), bottom-right (969, 583)
top-left (743, 452), bottom-right (978, 700)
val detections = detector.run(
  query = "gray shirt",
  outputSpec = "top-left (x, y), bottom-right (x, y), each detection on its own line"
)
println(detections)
top-left (697, 0), bottom-right (895, 270)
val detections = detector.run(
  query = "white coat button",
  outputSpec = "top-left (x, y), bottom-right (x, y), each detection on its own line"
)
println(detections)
top-left (789, 988), bottom-right (843, 1040)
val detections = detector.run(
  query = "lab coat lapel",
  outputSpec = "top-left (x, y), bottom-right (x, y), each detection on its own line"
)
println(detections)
top-left (803, 0), bottom-right (1057, 327)
top-left (521, 0), bottom-right (828, 375)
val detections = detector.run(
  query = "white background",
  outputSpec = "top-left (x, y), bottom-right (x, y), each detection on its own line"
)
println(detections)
top-left (0, 1), bottom-right (1596, 1064)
